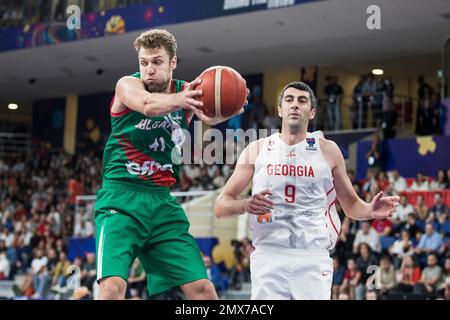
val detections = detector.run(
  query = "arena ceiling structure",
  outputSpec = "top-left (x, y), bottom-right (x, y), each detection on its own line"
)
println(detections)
top-left (0, 0), bottom-right (449, 101)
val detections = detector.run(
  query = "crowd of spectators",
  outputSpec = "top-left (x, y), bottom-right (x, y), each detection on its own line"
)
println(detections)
top-left (1, 129), bottom-right (449, 300)
top-left (0, 0), bottom-right (148, 28)
top-left (329, 166), bottom-right (450, 300)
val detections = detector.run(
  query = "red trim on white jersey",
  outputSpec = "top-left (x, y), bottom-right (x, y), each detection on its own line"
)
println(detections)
top-left (326, 198), bottom-right (339, 235)
top-left (326, 186), bottom-right (335, 195)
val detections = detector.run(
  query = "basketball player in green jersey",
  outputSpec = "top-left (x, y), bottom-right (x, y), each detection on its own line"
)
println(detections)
top-left (95, 29), bottom-right (228, 299)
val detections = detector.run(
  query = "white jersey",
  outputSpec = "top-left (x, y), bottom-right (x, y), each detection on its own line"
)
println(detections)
top-left (250, 131), bottom-right (341, 251)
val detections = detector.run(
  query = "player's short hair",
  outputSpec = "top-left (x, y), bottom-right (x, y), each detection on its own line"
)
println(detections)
top-left (278, 81), bottom-right (317, 109)
top-left (133, 29), bottom-right (177, 59)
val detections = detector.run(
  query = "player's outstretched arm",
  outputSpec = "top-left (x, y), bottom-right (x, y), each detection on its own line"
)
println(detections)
top-left (214, 140), bottom-right (273, 218)
top-left (115, 76), bottom-right (203, 117)
top-left (322, 139), bottom-right (399, 221)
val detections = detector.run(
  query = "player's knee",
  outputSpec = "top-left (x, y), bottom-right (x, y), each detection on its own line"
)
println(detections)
top-left (201, 281), bottom-right (217, 299)
top-left (98, 277), bottom-right (126, 300)
top-left (183, 279), bottom-right (218, 300)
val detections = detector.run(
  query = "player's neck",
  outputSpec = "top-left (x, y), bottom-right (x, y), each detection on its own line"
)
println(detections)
top-left (164, 79), bottom-right (173, 93)
top-left (279, 130), bottom-right (307, 146)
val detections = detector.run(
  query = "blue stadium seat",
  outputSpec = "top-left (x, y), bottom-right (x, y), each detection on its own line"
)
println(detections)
top-left (380, 236), bottom-right (397, 249)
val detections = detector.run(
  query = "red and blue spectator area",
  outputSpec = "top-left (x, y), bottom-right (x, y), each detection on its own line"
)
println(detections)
top-left (356, 135), bottom-right (450, 180)
top-left (401, 188), bottom-right (450, 207)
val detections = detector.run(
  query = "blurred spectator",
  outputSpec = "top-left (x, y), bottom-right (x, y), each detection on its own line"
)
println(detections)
top-left (389, 230), bottom-right (414, 268)
top-left (416, 98), bottom-right (438, 136)
top-left (52, 251), bottom-right (70, 289)
top-left (444, 281), bottom-right (450, 300)
top-left (417, 75), bottom-right (433, 102)
top-left (429, 192), bottom-right (448, 220)
top-left (80, 252), bottom-right (97, 290)
top-left (365, 289), bottom-right (378, 300)
top-left (389, 170), bottom-right (407, 193)
top-left (353, 221), bottom-right (381, 254)
top-left (202, 254), bottom-right (227, 297)
top-left (414, 195), bottom-right (429, 221)
top-left (409, 172), bottom-right (430, 191)
top-left (334, 217), bottom-right (355, 263)
top-left (413, 253), bottom-right (442, 298)
top-left (340, 258), bottom-right (361, 300)
top-left (331, 256), bottom-right (346, 300)
top-left (212, 170), bottom-right (225, 189)
top-left (402, 213), bottom-right (421, 239)
top-left (447, 169), bottom-right (450, 189)
top-left (324, 76), bottom-right (344, 131)
top-left (197, 165), bottom-right (213, 190)
top-left (393, 255), bottom-right (421, 294)
top-left (362, 75), bottom-right (378, 127)
top-left (362, 169), bottom-right (378, 195)
top-left (380, 77), bottom-right (397, 138)
top-left (31, 248), bottom-right (51, 299)
top-left (184, 164), bottom-right (200, 182)
top-left (371, 218), bottom-right (392, 237)
top-left (0, 249), bottom-right (10, 280)
top-left (391, 195), bottom-right (414, 225)
top-left (365, 135), bottom-right (383, 174)
top-left (355, 243), bottom-right (379, 299)
top-left (379, 255), bottom-right (396, 297)
top-left (437, 257), bottom-right (450, 295)
top-left (377, 171), bottom-right (390, 192)
top-left (229, 239), bottom-right (244, 290)
top-left (352, 75), bottom-right (368, 129)
top-left (415, 223), bottom-right (443, 267)
top-left (431, 169), bottom-right (447, 190)
top-left (67, 177), bottom-right (84, 210)
top-left (431, 92), bottom-right (446, 135)
top-left (74, 219), bottom-right (94, 238)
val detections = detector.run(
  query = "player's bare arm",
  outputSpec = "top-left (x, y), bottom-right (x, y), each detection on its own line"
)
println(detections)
top-left (320, 138), bottom-right (400, 220)
top-left (214, 139), bottom-right (274, 218)
top-left (113, 76), bottom-right (203, 117)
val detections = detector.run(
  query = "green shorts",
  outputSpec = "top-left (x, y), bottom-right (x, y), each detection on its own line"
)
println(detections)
top-left (94, 180), bottom-right (207, 296)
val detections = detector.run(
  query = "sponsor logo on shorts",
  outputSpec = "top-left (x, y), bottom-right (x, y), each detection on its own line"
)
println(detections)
top-left (125, 160), bottom-right (173, 176)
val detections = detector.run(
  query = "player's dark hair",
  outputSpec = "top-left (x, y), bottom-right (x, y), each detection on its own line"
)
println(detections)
top-left (278, 81), bottom-right (316, 109)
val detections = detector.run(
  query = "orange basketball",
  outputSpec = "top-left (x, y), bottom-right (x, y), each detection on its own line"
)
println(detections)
top-left (194, 66), bottom-right (247, 119)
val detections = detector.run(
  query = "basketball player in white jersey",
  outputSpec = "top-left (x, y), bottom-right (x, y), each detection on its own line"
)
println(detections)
top-left (214, 81), bottom-right (400, 300)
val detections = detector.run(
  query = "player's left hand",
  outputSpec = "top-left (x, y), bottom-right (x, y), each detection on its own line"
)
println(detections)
top-left (369, 191), bottom-right (400, 219)
top-left (192, 109), bottom-right (223, 126)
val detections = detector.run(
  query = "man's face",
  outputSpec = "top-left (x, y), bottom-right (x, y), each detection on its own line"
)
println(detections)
top-left (401, 196), bottom-right (408, 206)
top-left (425, 224), bottom-right (433, 235)
top-left (138, 46), bottom-right (176, 93)
top-left (362, 222), bottom-right (370, 233)
top-left (434, 194), bottom-right (442, 204)
top-left (427, 255), bottom-right (437, 267)
top-left (277, 87), bottom-right (315, 128)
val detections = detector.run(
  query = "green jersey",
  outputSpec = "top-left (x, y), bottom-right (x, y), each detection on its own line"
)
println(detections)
top-left (102, 72), bottom-right (189, 189)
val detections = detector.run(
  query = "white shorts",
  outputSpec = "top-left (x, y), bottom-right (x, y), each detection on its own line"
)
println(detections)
top-left (250, 245), bottom-right (333, 300)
